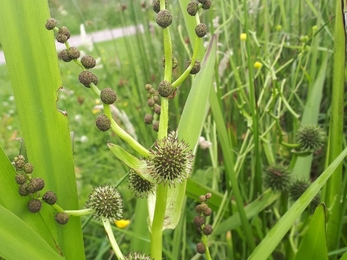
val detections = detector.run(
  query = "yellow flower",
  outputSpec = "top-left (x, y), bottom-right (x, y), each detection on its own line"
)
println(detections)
top-left (254, 61), bottom-right (262, 69)
top-left (115, 219), bottom-right (130, 229)
top-left (240, 33), bottom-right (247, 41)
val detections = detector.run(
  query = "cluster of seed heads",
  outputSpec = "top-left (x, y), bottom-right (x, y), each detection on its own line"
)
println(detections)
top-left (13, 155), bottom-right (64, 221)
top-left (147, 131), bottom-right (194, 186)
top-left (144, 84), bottom-right (161, 132)
top-left (194, 193), bottom-right (213, 254)
top-left (187, 0), bottom-right (211, 38)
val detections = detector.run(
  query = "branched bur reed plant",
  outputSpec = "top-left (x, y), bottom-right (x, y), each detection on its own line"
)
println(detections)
top-left (11, 1), bottom-right (216, 259)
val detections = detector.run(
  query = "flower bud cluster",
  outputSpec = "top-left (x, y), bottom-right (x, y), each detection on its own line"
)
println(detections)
top-left (144, 84), bottom-right (161, 132)
top-left (12, 155), bottom-right (61, 218)
top-left (194, 193), bottom-right (213, 254)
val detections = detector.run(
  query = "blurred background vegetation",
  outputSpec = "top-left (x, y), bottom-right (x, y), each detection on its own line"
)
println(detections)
top-left (0, 0), bottom-right (342, 259)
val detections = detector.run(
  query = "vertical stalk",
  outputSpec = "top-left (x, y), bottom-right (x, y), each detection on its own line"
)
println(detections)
top-left (243, 0), bottom-right (262, 198)
top-left (324, 0), bottom-right (345, 255)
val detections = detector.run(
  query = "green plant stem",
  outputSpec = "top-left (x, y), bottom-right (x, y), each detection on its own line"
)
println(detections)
top-left (202, 234), bottom-right (212, 260)
top-left (64, 209), bottom-right (94, 216)
top-left (324, 0), bottom-right (346, 254)
top-left (102, 217), bottom-right (124, 260)
top-left (150, 184), bottom-right (168, 259)
top-left (89, 84), bottom-right (150, 157)
top-left (243, 0), bottom-right (262, 199)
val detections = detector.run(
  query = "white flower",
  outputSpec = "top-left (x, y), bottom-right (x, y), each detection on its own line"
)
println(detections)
top-left (8, 95), bottom-right (14, 101)
top-left (80, 135), bottom-right (88, 143)
top-left (198, 136), bottom-right (212, 150)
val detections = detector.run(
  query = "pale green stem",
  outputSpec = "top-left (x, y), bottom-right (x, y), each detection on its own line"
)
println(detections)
top-left (102, 217), bottom-right (124, 260)
top-left (201, 234), bottom-right (212, 260)
top-left (64, 208), bottom-right (94, 216)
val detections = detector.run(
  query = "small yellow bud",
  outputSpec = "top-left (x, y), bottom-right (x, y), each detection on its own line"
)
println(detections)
top-left (254, 61), bottom-right (262, 69)
top-left (240, 33), bottom-right (247, 41)
top-left (115, 219), bottom-right (130, 229)
top-left (276, 25), bottom-right (282, 31)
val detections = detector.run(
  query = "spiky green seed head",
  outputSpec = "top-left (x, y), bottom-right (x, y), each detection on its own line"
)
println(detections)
top-left (28, 199), bottom-right (42, 213)
top-left (196, 242), bottom-right (206, 254)
top-left (95, 114), bottom-right (111, 131)
top-left (186, 59), bottom-right (201, 74)
top-left (152, 121), bottom-right (159, 132)
top-left (58, 49), bottom-right (72, 62)
top-left (147, 131), bottom-right (194, 186)
top-left (18, 183), bottom-right (29, 196)
top-left (195, 23), bottom-right (207, 38)
top-left (100, 88), bottom-right (117, 104)
top-left (128, 170), bottom-right (155, 199)
top-left (144, 114), bottom-right (154, 124)
top-left (187, 2), bottom-right (199, 16)
top-left (264, 165), bottom-right (291, 192)
top-left (27, 178), bottom-right (45, 193)
top-left (78, 71), bottom-right (98, 87)
top-left (203, 224), bottom-right (213, 235)
top-left (14, 155), bottom-right (26, 170)
top-left (296, 125), bottom-right (326, 154)
top-left (201, 0), bottom-right (211, 9)
top-left (55, 212), bottom-right (69, 225)
top-left (123, 252), bottom-right (154, 260)
top-left (43, 191), bottom-right (57, 205)
top-left (86, 186), bottom-right (123, 221)
top-left (289, 179), bottom-right (309, 201)
top-left (162, 55), bottom-right (178, 69)
top-left (45, 18), bottom-right (57, 30)
top-left (68, 47), bottom-right (80, 59)
top-left (153, 105), bottom-right (161, 115)
top-left (156, 10), bottom-right (172, 28)
top-left (158, 80), bottom-right (173, 97)
top-left (81, 55), bottom-right (96, 69)
top-left (23, 163), bottom-right (34, 174)
top-left (15, 174), bottom-right (26, 185)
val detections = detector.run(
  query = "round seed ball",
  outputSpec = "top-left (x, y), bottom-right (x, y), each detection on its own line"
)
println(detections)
top-left (158, 80), bottom-right (173, 97)
top-left (187, 2), bottom-right (199, 16)
top-left (81, 55), bottom-right (96, 69)
top-left (203, 224), bottom-right (213, 235)
top-left (43, 191), bottom-right (57, 205)
top-left (27, 178), bottom-right (45, 193)
top-left (186, 60), bottom-right (201, 74)
top-left (144, 114), bottom-right (154, 124)
top-left (153, 121), bottom-right (159, 132)
top-left (196, 242), bottom-right (206, 254)
top-left (55, 212), bottom-right (69, 225)
top-left (100, 88), bottom-right (117, 104)
top-left (96, 114), bottom-right (111, 131)
top-left (202, 0), bottom-right (211, 10)
top-left (156, 10), bottom-right (172, 28)
top-left (15, 174), bottom-right (26, 185)
top-left (18, 184), bottom-right (29, 196)
top-left (68, 47), bottom-right (80, 59)
top-left (154, 105), bottom-right (161, 115)
top-left (58, 49), bottom-right (72, 62)
top-left (45, 18), bottom-right (57, 30)
top-left (23, 163), bottom-right (34, 174)
top-left (78, 71), bottom-right (98, 88)
top-left (195, 23), bottom-right (207, 38)
top-left (28, 199), bottom-right (42, 213)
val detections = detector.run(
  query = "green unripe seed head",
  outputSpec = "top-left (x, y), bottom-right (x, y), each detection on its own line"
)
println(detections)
top-left (45, 18), bottom-right (57, 30)
top-left (78, 71), bottom-right (98, 88)
top-left (156, 10), bottom-right (172, 28)
top-left (15, 174), bottom-right (26, 184)
top-left (144, 114), bottom-right (154, 124)
top-left (187, 2), bottom-right (199, 16)
top-left (59, 49), bottom-right (72, 62)
top-left (55, 212), bottom-right (69, 225)
top-left (43, 191), bottom-right (57, 205)
top-left (158, 80), bottom-right (173, 97)
top-left (100, 88), bottom-right (117, 104)
top-left (23, 163), bottom-right (34, 174)
top-left (68, 47), bottom-right (80, 59)
top-left (195, 23), bottom-right (207, 38)
top-left (28, 199), bottom-right (42, 213)
top-left (128, 170), bottom-right (155, 198)
top-left (81, 55), bottom-right (96, 69)
top-left (96, 114), bottom-right (111, 131)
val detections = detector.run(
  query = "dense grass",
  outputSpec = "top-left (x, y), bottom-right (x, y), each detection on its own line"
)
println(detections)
top-left (1, 0), bottom-right (346, 259)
